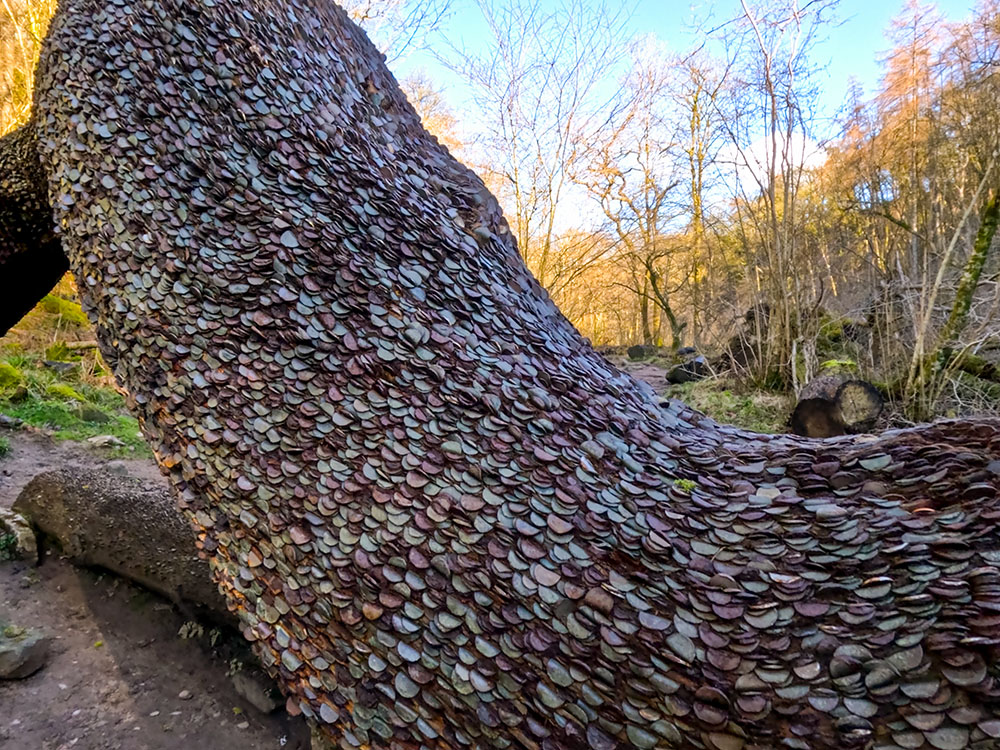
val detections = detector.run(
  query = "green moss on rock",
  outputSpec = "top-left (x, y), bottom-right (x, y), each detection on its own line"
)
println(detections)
top-left (38, 295), bottom-right (88, 326)
top-left (0, 362), bottom-right (22, 390)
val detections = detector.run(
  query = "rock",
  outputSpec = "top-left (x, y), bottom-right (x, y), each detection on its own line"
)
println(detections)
top-left (627, 345), bottom-right (659, 361)
top-left (676, 346), bottom-right (697, 357)
top-left (13, 468), bottom-right (232, 625)
top-left (43, 360), bottom-right (79, 375)
top-left (231, 669), bottom-right (281, 714)
top-left (86, 435), bottom-right (124, 447)
top-left (0, 414), bottom-right (23, 429)
top-left (0, 626), bottom-right (50, 679)
top-left (594, 345), bottom-right (629, 358)
top-left (667, 355), bottom-right (711, 384)
top-left (0, 508), bottom-right (38, 564)
top-left (178, 689), bottom-right (193, 700)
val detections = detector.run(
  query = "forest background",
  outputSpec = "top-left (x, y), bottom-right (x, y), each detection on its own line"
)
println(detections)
top-left (1, 0), bottom-right (998, 436)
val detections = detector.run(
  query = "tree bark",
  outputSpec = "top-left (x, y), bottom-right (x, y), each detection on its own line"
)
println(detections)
top-left (0, 124), bottom-right (68, 336)
top-left (5, 1), bottom-right (999, 748)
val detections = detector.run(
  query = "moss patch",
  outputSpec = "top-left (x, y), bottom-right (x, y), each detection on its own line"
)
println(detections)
top-left (0, 354), bottom-right (149, 458)
top-left (37, 294), bottom-right (88, 326)
top-left (665, 378), bottom-right (794, 433)
top-left (1, 396), bottom-right (149, 457)
top-left (0, 362), bottom-right (22, 391)
top-left (46, 383), bottom-right (85, 402)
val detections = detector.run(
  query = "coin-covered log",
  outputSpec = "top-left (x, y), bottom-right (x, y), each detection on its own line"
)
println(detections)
top-left (10, 0), bottom-right (1000, 748)
top-left (0, 124), bottom-right (68, 335)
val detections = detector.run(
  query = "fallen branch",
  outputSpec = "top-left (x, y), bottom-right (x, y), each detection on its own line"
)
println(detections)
top-left (63, 340), bottom-right (98, 351)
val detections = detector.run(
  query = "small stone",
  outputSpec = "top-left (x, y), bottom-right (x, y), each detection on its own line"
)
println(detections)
top-left (0, 508), bottom-right (37, 563)
top-left (178, 689), bottom-right (193, 700)
top-left (231, 670), bottom-right (281, 714)
top-left (86, 435), bottom-right (125, 447)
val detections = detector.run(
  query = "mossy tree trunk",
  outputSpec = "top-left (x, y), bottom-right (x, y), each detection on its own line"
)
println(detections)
top-left (908, 188), bottom-right (1000, 417)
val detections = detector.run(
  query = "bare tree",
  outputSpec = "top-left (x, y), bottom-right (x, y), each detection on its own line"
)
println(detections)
top-left (575, 38), bottom-right (687, 348)
top-left (0, 0), bottom-right (56, 130)
top-left (713, 0), bottom-right (840, 389)
top-left (445, 0), bottom-right (631, 290)
top-left (341, 0), bottom-right (452, 62)
top-left (399, 70), bottom-right (464, 154)
top-left (673, 49), bottom-right (731, 348)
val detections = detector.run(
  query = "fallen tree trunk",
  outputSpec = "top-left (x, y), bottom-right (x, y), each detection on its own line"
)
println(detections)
top-left (13, 469), bottom-right (232, 624)
top-left (790, 375), bottom-right (884, 438)
top-left (0, 1), bottom-right (995, 748)
top-left (954, 352), bottom-right (1000, 384)
top-left (63, 340), bottom-right (99, 351)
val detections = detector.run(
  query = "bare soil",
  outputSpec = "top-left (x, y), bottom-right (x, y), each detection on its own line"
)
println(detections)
top-left (618, 359), bottom-right (673, 395)
top-left (0, 429), bottom-right (309, 750)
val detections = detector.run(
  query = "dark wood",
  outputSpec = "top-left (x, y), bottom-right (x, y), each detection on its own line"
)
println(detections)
top-left (789, 396), bottom-right (845, 438)
top-left (0, 125), bottom-right (68, 336)
top-left (791, 375), bottom-right (884, 437)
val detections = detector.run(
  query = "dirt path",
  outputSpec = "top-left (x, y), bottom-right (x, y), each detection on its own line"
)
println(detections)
top-left (0, 429), bottom-right (309, 750)
top-left (618, 360), bottom-right (673, 396)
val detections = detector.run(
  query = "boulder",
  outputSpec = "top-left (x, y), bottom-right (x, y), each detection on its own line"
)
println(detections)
top-left (666, 355), bottom-right (710, 384)
top-left (232, 668), bottom-right (283, 714)
top-left (627, 344), bottom-right (659, 361)
top-left (0, 625), bottom-right (50, 679)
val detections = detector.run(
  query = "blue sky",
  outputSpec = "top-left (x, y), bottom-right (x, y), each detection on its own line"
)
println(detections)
top-left (394, 0), bottom-right (977, 136)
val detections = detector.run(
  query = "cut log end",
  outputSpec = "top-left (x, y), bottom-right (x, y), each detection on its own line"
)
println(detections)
top-left (836, 380), bottom-right (884, 432)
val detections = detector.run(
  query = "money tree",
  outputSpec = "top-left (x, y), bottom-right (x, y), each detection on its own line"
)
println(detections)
top-left (1, 1), bottom-right (999, 748)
